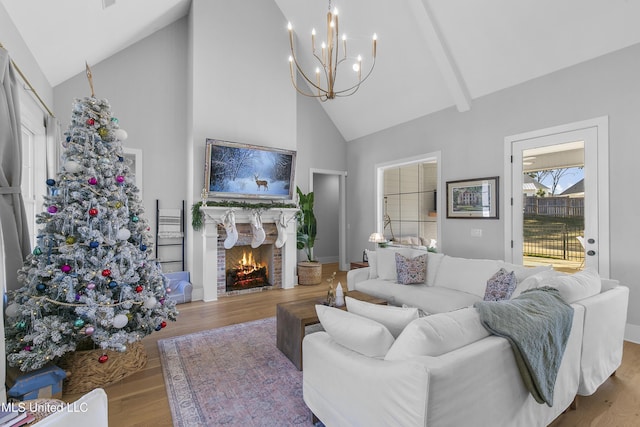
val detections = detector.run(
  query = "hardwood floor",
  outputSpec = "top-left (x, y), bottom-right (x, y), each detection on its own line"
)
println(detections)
top-left (60, 264), bottom-right (640, 427)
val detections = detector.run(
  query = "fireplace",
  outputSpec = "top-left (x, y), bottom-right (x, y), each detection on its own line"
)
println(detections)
top-left (225, 245), bottom-right (272, 291)
top-left (200, 207), bottom-right (298, 301)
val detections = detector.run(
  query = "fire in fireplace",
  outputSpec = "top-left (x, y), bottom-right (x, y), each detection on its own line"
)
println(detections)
top-left (226, 247), bottom-right (270, 291)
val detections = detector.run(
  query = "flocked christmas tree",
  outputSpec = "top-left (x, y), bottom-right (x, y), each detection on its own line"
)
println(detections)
top-left (4, 71), bottom-right (178, 372)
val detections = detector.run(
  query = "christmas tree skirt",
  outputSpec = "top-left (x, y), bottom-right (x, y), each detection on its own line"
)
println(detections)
top-left (58, 341), bottom-right (147, 394)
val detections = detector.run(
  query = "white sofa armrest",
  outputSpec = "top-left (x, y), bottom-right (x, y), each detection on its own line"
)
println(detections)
top-left (33, 388), bottom-right (108, 426)
top-left (346, 267), bottom-right (371, 291)
top-left (575, 285), bottom-right (629, 395)
top-left (303, 332), bottom-right (430, 426)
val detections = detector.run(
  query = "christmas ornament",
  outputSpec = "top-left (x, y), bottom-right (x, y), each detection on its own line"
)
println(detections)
top-left (118, 156), bottom-right (124, 162)
top-left (87, 282), bottom-right (96, 290)
top-left (32, 247), bottom-right (42, 256)
top-left (89, 241), bottom-right (99, 248)
top-left (64, 160), bottom-right (83, 173)
top-left (116, 228), bottom-right (131, 240)
top-left (112, 314), bottom-right (128, 328)
top-left (116, 175), bottom-right (125, 184)
top-left (66, 236), bottom-right (76, 244)
top-left (48, 205), bottom-right (58, 214)
top-left (74, 319), bottom-right (85, 328)
top-left (140, 244), bottom-right (147, 251)
top-left (98, 354), bottom-right (109, 364)
top-left (85, 326), bottom-right (95, 336)
top-left (16, 321), bottom-right (26, 330)
top-left (111, 117), bottom-right (119, 124)
top-left (135, 285), bottom-right (143, 293)
top-left (86, 118), bottom-right (95, 126)
top-left (165, 287), bottom-right (172, 294)
top-left (98, 127), bottom-right (109, 138)
top-left (23, 345), bottom-right (32, 352)
top-left (89, 208), bottom-right (99, 217)
top-left (46, 179), bottom-right (56, 186)
top-left (108, 281), bottom-right (118, 289)
top-left (36, 283), bottom-right (46, 292)
top-left (114, 129), bottom-right (128, 141)
top-left (102, 269), bottom-right (111, 277)
top-left (143, 297), bottom-right (157, 309)
top-left (115, 201), bottom-right (122, 209)
top-left (88, 177), bottom-right (98, 185)
top-left (131, 215), bottom-right (139, 222)
top-left (161, 321), bottom-right (167, 328)
top-left (61, 264), bottom-right (72, 273)
top-left (5, 303), bottom-right (19, 318)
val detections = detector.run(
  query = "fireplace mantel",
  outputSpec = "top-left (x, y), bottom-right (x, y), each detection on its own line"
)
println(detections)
top-left (200, 206), bottom-right (299, 301)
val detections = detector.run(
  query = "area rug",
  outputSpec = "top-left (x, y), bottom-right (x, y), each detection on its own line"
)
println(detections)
top-left (158, 317), bottom-right (313, 426)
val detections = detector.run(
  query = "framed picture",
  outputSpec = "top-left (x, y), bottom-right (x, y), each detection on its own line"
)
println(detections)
top-left (446, 176), bottom-right (499, 219)
top-left (204, 139), bottom-right (296, 200)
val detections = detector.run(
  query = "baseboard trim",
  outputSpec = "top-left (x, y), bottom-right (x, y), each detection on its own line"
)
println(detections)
top-left (624, 323), bottom-right (640, 344)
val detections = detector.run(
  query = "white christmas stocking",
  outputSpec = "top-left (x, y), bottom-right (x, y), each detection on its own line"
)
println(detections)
top-left (275, 211), bottom-right (288, 248)
top-left (251, 211), bottom-right (266, 248)
top-left (223, 210), bottom-right (238, 249)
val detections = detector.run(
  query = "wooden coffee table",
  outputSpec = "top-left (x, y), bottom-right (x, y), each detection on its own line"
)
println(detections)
top-left (276, 290), bottom-right (387, 370)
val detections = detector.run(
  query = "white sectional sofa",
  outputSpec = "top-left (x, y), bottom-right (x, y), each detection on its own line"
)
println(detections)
top-left (302, 247), bottom-right (629, 426)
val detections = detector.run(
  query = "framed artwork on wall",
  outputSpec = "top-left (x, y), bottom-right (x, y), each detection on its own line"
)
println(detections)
top-left (446, 176), bottom-right (499, 219)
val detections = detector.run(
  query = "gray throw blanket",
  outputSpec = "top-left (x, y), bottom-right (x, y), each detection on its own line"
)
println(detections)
top-left (474, 287), bottom-right (574, 407)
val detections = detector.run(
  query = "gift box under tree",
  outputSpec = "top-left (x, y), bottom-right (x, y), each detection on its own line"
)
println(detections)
top-left (6, 365), bottom-right (66, 401)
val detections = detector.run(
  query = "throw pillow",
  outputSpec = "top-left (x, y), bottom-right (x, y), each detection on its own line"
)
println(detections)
top-left (384, 307), bottom-right (490, 361)
top-left (543, 268), bottom-right (602, 303)
top-left (315, 305), bottom-right (395, 358)
top-left (502, 263), bottom-right (553, 283)
top-left (395, 253), bottom-right (427, 285)
top-left (432, 256), bottom-right (504, 297)
top-left (346, 296), bottom-right (419, 338)
top-left (510, 269), bottom-right (563, 299)
top-left (483, 268), bottom-right (517, 301)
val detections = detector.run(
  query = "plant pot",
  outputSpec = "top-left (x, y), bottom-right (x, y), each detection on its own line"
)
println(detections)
top-left (297, 261), bottom-right (322, 285)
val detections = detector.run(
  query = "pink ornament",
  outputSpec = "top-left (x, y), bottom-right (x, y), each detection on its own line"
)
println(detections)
top-left (85, 326), bottom-right (95, 336)
top-left (48, 205), bottom-right (58, 214)
top-left (88, 177), bottom-right (98, 185)
top-left (24, 345), bottom-right (32, 352)
top-left (165, 287), bottom-right (172, 294)
top-left (61, 264), bottom-right (72, 273)
top-left (116, 175), bottom-right (125, 183)
top-left (87, 283), bottom-right (96, 290)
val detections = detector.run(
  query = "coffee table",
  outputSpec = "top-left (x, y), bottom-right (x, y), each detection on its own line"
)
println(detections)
top-left (276, 290), bottom-right (387, 370)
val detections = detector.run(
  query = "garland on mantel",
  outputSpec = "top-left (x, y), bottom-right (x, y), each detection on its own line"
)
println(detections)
top-left (191, 201), bottom-right (298, 231)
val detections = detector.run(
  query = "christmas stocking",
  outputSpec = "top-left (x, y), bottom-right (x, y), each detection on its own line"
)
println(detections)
top-left (275, 211), bottom-right (288, 248)
top-left (251, 211), bottom-right (266, 248)
top-left (222, 210), bottom-right (238, 249)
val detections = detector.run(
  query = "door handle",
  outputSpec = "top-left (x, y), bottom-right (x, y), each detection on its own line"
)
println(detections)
top-left (587, 238), bottom-right (595, 244)
top-left (587, 250), bottom-right (596, 256)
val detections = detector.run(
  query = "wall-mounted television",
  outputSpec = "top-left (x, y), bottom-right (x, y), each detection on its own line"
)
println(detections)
top-left (204, 139), bottom-right (297, 200)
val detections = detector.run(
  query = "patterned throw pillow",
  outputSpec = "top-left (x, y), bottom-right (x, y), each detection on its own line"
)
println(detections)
top-left (483, 268), bottom-right (517, 301)
top-left (395, 253), bottom-right (427, 285)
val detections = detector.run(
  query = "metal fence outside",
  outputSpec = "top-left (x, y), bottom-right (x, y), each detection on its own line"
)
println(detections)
top-left (523, 223), bottom-right (585, 261)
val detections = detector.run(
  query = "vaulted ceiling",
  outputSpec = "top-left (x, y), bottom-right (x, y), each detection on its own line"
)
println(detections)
top-left (3, 0), bottom-right (640, 141)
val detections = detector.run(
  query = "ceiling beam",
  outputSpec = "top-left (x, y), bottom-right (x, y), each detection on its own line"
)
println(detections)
top-left (407, 0), bottom-right (471, 112)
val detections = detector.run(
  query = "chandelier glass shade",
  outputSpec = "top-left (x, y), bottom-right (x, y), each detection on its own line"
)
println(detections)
top-left (287, 3), bottom-right (377, 101)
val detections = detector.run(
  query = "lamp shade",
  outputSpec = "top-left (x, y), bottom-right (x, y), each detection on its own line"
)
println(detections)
top-left (368, 232), bottom-right (386, 243)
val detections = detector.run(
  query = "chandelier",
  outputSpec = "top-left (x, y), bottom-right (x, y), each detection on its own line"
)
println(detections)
top-left (287, 1), bottom-right (377, 101)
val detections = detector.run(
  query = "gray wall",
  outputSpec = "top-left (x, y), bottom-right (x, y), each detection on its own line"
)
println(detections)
top-left (347, 43), bottom-right (640, 332)
top-left (53, 18), bottom-right (189, 245)
top-left (313, 174), bottom-right (340, 263)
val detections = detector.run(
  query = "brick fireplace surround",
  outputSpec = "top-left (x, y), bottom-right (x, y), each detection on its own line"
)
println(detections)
top-left (200, 206), bottom-right (299, 301)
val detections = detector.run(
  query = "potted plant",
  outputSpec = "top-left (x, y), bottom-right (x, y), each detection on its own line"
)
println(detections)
top-left (296, 187), bottom-right (322, 285)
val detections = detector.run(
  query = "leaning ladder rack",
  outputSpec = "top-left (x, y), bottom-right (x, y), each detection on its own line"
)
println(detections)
top-left (155, 199), bottom-right (186, 271)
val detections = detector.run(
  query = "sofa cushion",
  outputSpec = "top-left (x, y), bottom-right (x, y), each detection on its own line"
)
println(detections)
top-left (426, 252), bottom-right (444, 286)
top-left (395, 253), bottom-right (427, 285)
top-left (315, 305), bottom-right (395, 358)
top-left (510, 269), bottom-right (563, 299)
top-left (345, 296), bottom-right (419, 338)
top-left (544, 268), bottom-right (602, 303)
top-left (502, 263), bottom-right (553, 283)
top-left (433, 256), bottom-right (504, 297)
top-left (384, 307), bottom-right (490, 361)
top-left (377, 247), bottom-right (428, 281)
top-left (366, 249), bottom-right (378, 279)
top-left (483, 268), bottom-right (517, 301)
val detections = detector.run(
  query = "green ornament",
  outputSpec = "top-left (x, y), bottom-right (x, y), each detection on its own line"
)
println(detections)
top-left (74, 319), bottom-right (85, 328)
top-left (66, 236), bottom-right (77, 244)
top-left (131, 215), bottom-right (139, 222)
top-left (16, 321), bottom-right (26, 330)
top-left (98, 127), bottom-right (109, 138)
top-left (33, 247), bottom-right (42, 256)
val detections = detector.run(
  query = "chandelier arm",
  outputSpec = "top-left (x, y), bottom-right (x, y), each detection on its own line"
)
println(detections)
top-left (333, 58), bottom-right (376, 96)
top-left (291, 51), bottom-right (329, 94)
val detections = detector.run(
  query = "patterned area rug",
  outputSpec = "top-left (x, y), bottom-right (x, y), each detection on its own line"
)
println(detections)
top-left (158, 317), bottom-right (313, 426)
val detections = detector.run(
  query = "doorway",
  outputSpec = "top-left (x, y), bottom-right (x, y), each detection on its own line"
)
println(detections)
top-left (504, 117), bottom-right (610, 277)
top-left (309, 168), bottom-right (347, 271)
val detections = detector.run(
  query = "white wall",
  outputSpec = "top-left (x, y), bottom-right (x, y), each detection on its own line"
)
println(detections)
top-left (347, 43), bottom-right (640, 332)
